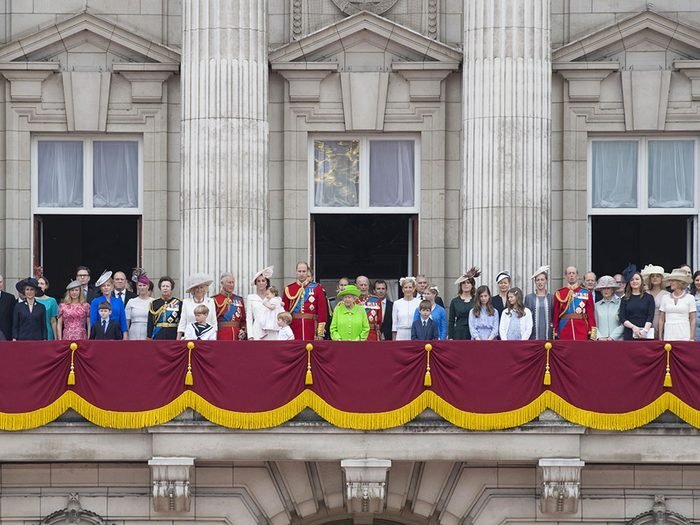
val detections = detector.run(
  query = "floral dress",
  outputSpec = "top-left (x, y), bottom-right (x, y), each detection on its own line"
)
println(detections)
top-left (58, 302), bottom-right (90, 340)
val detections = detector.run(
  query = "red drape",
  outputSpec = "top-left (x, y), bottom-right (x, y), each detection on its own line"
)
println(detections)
top-left (0, 340), bottom-right (697, 431)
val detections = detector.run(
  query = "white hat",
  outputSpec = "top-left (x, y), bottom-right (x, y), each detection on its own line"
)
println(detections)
top-left (531, 265), bottom-right (549, 280)
top-left (640, 264), bottom-right (667, 284)
top-left (252, 265), bottom-right (274, 284)
top-left (399, 276), bottom-right (416, 287)
top-left (595, 275), bottom-right (618, 290)
top-left (185, 273), bottom-right (213, 294)
top-left (496, 271), bottom-right (511, 284)
top-left (94, 270), bottom-right (112, 288)
top-left (66, 279), bottom-right (81, 290)
top-left (665, 268), bottom-right (692, 285)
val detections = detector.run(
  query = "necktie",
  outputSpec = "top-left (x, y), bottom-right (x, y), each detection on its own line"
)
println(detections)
top-left (423, 321), bottom-right (427, 327)
top-left (118, 292), bottom-right (123, 300)
top-left (102, 320), bottom-right (107, 331)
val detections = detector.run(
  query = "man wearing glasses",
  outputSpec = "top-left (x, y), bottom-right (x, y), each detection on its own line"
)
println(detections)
top-left (76, 266), bottom-right (98, 303)
top-left (613, 273), bottom-right (625, 298)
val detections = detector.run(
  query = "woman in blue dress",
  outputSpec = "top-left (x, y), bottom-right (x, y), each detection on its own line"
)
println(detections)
top-left (89, 271), bottom-right (129, 339)
top-left (469, 285), bottom-right (499, 341)
top-left (412, 285), bottom-right (447, 340)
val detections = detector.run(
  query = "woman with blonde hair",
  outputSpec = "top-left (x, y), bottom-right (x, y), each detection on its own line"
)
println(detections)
top-left (392, 276), bottom-right (421, 340)
top-left (640, 264), bottom-right (669, 338)
top-left (659, 268), bottom-right (696, 341)
top-left (57, 280), bottom-right (90, 340)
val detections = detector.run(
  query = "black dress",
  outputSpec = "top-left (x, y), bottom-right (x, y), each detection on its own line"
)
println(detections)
top-left (619, 293), bottom-right (655, 340)
top-left (13, 301), bottom-right (47, 340)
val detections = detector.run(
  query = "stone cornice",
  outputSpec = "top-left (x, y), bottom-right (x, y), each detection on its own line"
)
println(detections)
top-left (674, 60), bottom-right (700, 101)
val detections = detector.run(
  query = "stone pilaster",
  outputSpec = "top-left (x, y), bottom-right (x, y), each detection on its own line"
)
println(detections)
top-left (181, 1), bottom-right (268, 292)
top-left (462, 0), bottom-right (551, 287)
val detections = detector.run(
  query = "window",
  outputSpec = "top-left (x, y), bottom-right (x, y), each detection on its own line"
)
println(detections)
top-left (33, 136), bottom-right (142, 214)
top-left (310, 136), bottom-right (419, 213)
top-left (589, 137), bottom-right (697, 213)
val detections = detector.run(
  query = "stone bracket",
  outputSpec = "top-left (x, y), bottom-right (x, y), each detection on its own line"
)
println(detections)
top-left (538, 458), bottom-right (584, 514)
top-left (621, 69), bottom-right (671, 131)
top-left (393, 62), bottom-right (459, 102)
top-left (553, 62), bottom-right (619, 102)
top-left (0, 62), bottom-right (60, 102)
top-left (341, 459), bottom-right (391, 515)
top-left (272, 62), bottom-right (338, 102)
top-left (675, 60), bottom-right (700, 101)
top-left (148, 457), bottom-right (195, 512)
top-left (114, 63), bottom-right (179, 104)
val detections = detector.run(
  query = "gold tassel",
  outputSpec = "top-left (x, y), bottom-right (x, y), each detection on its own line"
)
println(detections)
top-left (424, 344), bottom-right (432, 387)
top-left (305, 343), bottom-right (314, 385)
top-left (543, 342), bottom-right (552, 386)
top-left (664, 343), bottom-right (672, 388)
top-left (185, 341), bottom-right (194, 386)
top-left (67, 342), bottom-right (78, 386)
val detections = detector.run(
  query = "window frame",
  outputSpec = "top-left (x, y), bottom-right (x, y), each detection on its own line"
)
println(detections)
top-left (308, 134), bottom-right (421, 214)
top-left (31, 134), bottom-right (143, 215)
top-left (587, 135), bottom-right (699, 215)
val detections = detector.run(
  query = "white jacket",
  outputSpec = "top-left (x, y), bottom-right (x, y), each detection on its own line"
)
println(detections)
top-left (499, 307), bottom-right (533, 340)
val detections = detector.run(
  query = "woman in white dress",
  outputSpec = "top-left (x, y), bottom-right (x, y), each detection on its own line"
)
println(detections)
top-left (125, 273), bottom-right (153, 340)
top-left (392, 276), bottom-right (421, 341)
top-left (177, 274), bottom-right (217, 339)
top-left (641, 264), bottom-right (669, 339)
top-left (246, 266), bottom-right (274, 340)
top-left (659, 268), bottom-right (696, 341)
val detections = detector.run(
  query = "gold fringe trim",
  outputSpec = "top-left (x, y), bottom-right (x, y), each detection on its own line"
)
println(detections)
top-left (4, 389), bottom-right (700, 432)
top-left (428, 391), bottom-right (549, 430)
top-left (544, 391), bottom-right (669, 431)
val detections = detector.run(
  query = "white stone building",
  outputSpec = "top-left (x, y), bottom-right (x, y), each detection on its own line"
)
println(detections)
top-left (2, 1), bottom-right (700, 525)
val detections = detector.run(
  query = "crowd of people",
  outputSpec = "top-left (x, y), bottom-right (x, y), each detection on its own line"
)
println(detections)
top-left (1, 261), bottom-right (699, 343)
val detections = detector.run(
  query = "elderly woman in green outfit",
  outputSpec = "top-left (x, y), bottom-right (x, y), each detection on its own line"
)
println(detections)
top-left (330, 285), bottom-right (370, 341)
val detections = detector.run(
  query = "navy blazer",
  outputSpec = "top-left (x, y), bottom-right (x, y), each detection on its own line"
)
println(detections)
top-left (380, 299), bottom-right (393, 341)
top-left (90, 319), bottom-right (123, 340)
top-left (411, 317), bottom-right (439, 341)
top-left (13, 301), bottom-right (47, 340)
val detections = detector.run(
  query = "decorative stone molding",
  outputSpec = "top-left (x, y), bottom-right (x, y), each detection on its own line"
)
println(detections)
top-left (43, 493), bottom-right (104, 525)
top-left (272, 63), bottom-right (338, 102)
top-left (291, 0), bottom-right (303, 39)
top-left (148, 457), bottom-right (195, 512)
top-left (114, 63), bottom-right (179, 103)
top-left (0, 62), bottom-right (59, 102)
top-left (341, 459), bottom-right (391, 514)
top-left (426, 0), bottom-right (438, 39)
top-left (553, 62), bottom-right (619, 102)
top-left (675, 60), bottom-right (700, 101)
top-left (331, 0), bottom-right (399, 16)
top-left (393, 62), bottom-right (459, 102)
top-left (538, 458), bottom-right (584, 514)
top-left (621, 69), bottom-right (671, 131)
top-left (626, 495), bottom-right (690, 525)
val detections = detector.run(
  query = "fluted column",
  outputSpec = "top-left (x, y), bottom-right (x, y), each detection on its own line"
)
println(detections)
top-left (462, 1), bottom-right (551, 288)
top-left (181, 1), bottom-right (268, 290)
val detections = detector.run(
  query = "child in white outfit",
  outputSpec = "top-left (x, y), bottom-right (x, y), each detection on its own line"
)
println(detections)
top-left (277, 312), bottom-right (294, 340)
top-left (184, 304), bottom-right (216, 340)
top-left (260, 286), bottom-right (284, 339)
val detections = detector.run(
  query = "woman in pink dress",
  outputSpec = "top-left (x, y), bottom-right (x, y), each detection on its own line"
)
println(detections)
top-left (57, 280), bottom-right (90, 340)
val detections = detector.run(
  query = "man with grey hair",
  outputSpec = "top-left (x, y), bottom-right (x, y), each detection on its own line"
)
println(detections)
top-left (356, 275), bottom-right (383, 341)
top-left (552, 266), bottom-right (597, 340)
top-left (0, 274), bottom-right (15, 340)
top-left (112, 271), bottom-right (136, 306)
top-left (416, 273), bottom-right (445, 307)
top-left (213, 272), bottom-right (246, 340)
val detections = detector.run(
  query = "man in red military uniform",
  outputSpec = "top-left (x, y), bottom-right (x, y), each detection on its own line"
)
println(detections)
top-left (356, 275), bottom-right (383, 341)
top-left (212, 273), bottom-right (246, 340)
top-left (552, 266), bottom-right (596, 340)
top-left (283, 262), bottom-right (328, 340)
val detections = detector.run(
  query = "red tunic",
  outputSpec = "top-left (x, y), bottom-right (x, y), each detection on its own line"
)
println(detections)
top-left (552, 286), bottom-right (596, 340)
top-left (212, 293), bottom-right (246, 340)
top-left (358, 294), bottom-right (383, 341)
top-left (282, 280), bottom-right (328, 341)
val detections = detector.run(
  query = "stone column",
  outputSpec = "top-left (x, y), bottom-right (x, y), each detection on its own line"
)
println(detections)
top-left (181, 1), bottom-right (268, 292)
top-left (462, 1), bottom-right (551, 288)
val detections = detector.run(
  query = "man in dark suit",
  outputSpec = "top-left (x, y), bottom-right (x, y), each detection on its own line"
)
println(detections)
top-left (112, 271), bottom-right (136, 306)
top-left (411, 300), bottom-right (439, 341)
top-left (373, 279), bottom-right (394, 341)
top-left (0, 274), bottom-right (16, 340)
top-left (76, 266), bottom-right (98, 303)
top-left (89, 303), bottom-right (123, 340)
